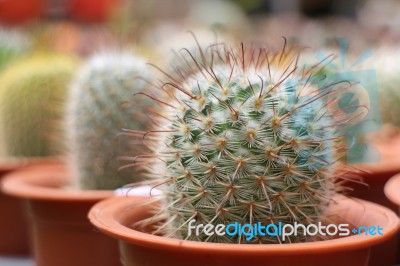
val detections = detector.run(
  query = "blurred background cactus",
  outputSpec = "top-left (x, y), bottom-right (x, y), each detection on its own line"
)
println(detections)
top-left (372, 48), bottom-right (400, 128)
top-left (0, 28), bottom-right (30, 72)
top-left (66, 52), bottom-right (153, 190)
top-left (0, 53), bottom-right (78, 158)
top-left (138, 44), bottom-right (347, 243)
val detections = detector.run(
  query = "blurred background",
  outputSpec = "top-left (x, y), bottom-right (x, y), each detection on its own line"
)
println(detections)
top-left (0, 0), bottom-right (399, 133)
top-left (0, 0), bottom-right (396, 55)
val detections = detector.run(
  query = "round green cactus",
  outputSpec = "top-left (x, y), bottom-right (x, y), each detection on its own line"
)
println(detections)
top-left (0, 53), bottom-right (78, 158)
top-left (67, 52), bottom-right (152, 190)
top-left (138, 44), bottom-right (347, 244)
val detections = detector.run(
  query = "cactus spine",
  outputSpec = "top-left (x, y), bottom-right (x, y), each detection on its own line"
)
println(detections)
top-left (138, 44), bottom-right (347, 244)
top-left (67, 52), bottom-right (152, 190)
top-left (0, 54), bottom-right (77, 158)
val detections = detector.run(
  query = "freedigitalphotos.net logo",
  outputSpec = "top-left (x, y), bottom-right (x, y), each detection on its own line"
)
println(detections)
top-left (315, 38), bottom-right (381, 164)
top-left (187, 220), bottom-right (384, 241)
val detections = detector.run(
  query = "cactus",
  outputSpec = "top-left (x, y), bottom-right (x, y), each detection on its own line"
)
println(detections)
top-left (67, 52), bottom-right (152, 190)
top-left (137, 43), bottom-right (348, 244)
top-left (0, 54), bottom-right (78, 158)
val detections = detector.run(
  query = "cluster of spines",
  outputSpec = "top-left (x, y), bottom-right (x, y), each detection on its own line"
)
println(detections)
top-left (131, 43), bottom-right (353, 244)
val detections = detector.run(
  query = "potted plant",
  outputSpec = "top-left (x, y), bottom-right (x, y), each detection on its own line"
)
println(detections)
top-left (0, 49), bottom-right (77, 255)
top-left (89, 43), bottom-right (400, 266)
top-left (2, 51), bottom-right (153, 266)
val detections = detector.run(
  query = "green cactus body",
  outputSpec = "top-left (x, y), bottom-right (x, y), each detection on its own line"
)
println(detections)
top-left (67, 52), bottom-right (152, 190)
top-left (141, 44), bottom-right (346, 244)
top-left (0, 54), bottom-right (77, 158)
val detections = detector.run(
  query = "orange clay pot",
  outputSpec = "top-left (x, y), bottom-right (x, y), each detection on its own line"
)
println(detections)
top-left (0, 159), bottom-right (30, 255)
top-left (68, 0), bottom-right (122, 22)
top-left (89, 196), bottom-right (400, 266)
top-left (0, 157), bottom-right (60, 255)
top-left (0, 0), bottom-right (44, 25)
top-left (350, 136), bottom-right (400, 265)
top-left (385, 173), bottom-right (400, 264)
top-left (1, 161), bottom-right (124, 266)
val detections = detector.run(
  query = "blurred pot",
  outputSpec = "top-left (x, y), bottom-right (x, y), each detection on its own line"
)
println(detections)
top-left (1, 161), bottom-right (124, 266)
top-left (0, 158), bottom-right (60, 255)
top-left (349, 133), bottom-right (400, 265)
top-left (0, 159), bottom-right (30, 255)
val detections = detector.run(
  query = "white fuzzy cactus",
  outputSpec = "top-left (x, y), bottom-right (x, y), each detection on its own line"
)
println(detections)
top-left (67, 52), bottom-right (153, 190)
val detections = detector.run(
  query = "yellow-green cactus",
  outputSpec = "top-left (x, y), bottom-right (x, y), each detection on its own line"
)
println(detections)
top-left (0, 54), bottom-right (78, 158)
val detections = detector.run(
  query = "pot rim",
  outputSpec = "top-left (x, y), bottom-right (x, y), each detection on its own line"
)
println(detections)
top-left (1, 161), bottom-right (114, 202)
top-left (384, 173), bottom-right (400, 206)
top-left (89, 196), bottom-right (400, 255)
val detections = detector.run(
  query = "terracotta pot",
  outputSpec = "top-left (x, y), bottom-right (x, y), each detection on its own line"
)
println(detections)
top-left (0, 0), bottom-right (44, 25)
top-left (384, 173), bottom-right (400, 264)
top-left (68, 0), bottom-right (122, 22)
top-left (1, 161), bottom-right (123, 266)
top-left (0, 157), bottom-right (60, 255)
top-left (350, 136), bottom-right (400, 265)
top-left (89, 196), bottom-right (399, 266)
top-left (0, 159), bottom-right (30, 255)
top-left (385, 173), bottom-right (400, 209)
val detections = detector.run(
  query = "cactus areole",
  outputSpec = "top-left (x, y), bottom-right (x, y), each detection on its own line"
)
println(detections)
top-left (136, 43), bottom-right (351, 244)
